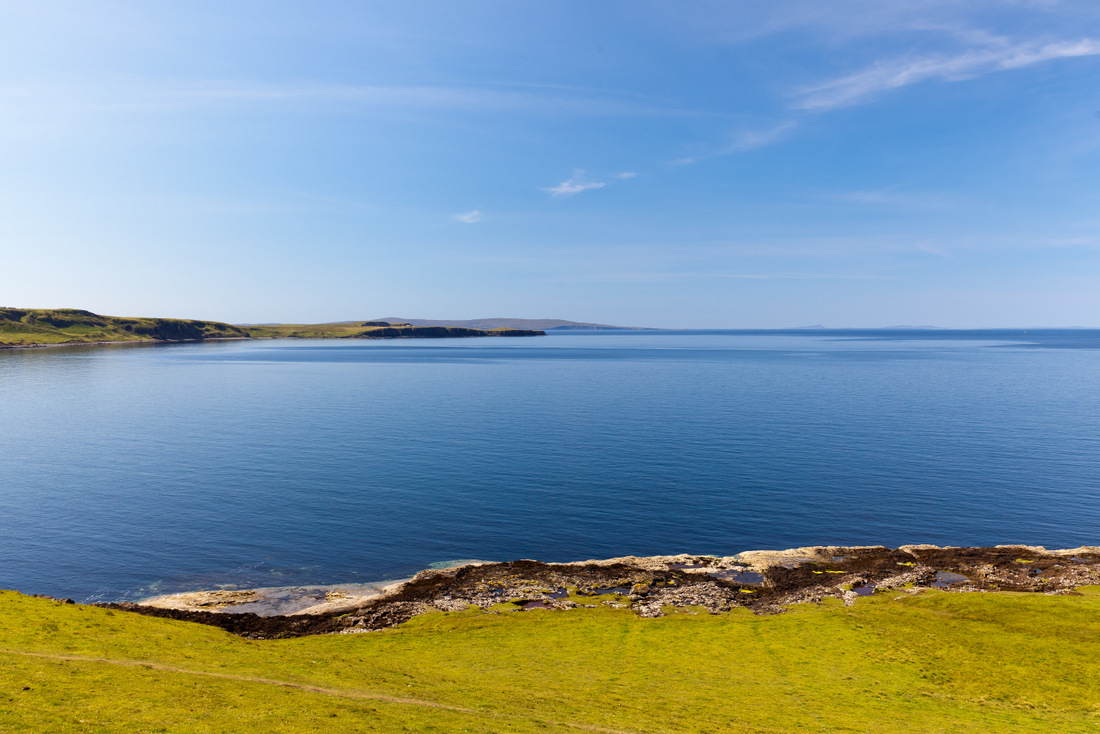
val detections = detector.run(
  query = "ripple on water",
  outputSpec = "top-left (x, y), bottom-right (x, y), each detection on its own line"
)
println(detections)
top-left (6, 332), bottom-right (1100, 602)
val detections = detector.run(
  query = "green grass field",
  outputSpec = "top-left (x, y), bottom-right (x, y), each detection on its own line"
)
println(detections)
top-left (2, 588), bottom-right (1098, 733)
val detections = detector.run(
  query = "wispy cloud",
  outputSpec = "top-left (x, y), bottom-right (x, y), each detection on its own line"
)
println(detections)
top-left (0, 79), bottom-right (706, 121)
top-left (453, 210), bottom-right (482, 224)
top-left (667, 120), bottom-right (797, 166)
top-left (825, 185), bottom-right (955, 209)
top-left (913, 240), bottom-right (954, 258)
top-left (564, 270), bottom-right (891, 283)
top-left (1043, 236), bottom-right (1100, 248)
top-left (614, 171), bottom-right (638, 179)
top-left (725, 121), bottom-right (798, 151)
top-left (654, 3), bottom-right (1100, 50)
top-left (546, 180), bottom-right (605, 196)
top-left (543, 170), bottom-right (606, 197)
top-left (797, 38), bottom-right (1100, 110)
top-left (836, 188), bottom-right (909, 205)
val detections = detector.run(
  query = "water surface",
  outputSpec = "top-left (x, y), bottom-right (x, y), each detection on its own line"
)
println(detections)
top-left (2, 329), bottom-right (1098, 602)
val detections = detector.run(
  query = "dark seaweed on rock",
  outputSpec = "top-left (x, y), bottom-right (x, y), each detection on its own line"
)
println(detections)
top-left (98, 604), bottom-right (347, 639)
top-left (102, 547), bottom-right (1100, 640)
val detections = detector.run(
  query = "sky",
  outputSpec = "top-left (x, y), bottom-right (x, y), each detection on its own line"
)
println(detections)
top-left (1, 1), bottom-right (1099, 328)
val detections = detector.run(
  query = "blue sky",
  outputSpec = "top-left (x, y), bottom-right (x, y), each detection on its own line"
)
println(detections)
top-left (2, 1), bottom-right (1099, 327)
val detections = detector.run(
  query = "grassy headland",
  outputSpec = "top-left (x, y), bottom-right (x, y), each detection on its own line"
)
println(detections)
top-left (0, 308), bottom-right (248, 347)
top-left (0, 308), bottom-right (543, 348)
top-left (2, 587), bottom-right (1099, 732)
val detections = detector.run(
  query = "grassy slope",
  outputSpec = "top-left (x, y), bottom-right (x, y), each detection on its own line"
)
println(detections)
top-left (2, 589), bottom-right (1098, 733)
top-left (0, 309), bottom-right (248, 346)
top-left (0, 310), bottom-right (540, 346)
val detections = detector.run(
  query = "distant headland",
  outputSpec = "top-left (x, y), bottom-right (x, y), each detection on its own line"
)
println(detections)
top-left (0, 308), bottom-right (568, 349)
top-left (366, 317), bottom-right (652, 331)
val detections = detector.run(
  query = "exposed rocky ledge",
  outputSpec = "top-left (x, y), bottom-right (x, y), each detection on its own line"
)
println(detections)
top-left (102, 544), bottom-right (1100, 639)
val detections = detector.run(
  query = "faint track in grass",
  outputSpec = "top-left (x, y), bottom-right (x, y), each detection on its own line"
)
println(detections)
top-left (0, 648), bottom-right (647, 734)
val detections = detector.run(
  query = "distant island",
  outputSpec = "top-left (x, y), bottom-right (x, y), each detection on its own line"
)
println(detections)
top-left (0, 308), bottom-right (547, 348)
top-left (367, 317), bottom-right (650, 330)
top-left (244, 321), bottom-right (544, 340)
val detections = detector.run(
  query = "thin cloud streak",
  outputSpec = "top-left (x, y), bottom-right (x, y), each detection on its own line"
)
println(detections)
top-left (545, 180), bottom-right (605, 196)
top-left (543, 170), bottom-right (606, 197)
top-left (667, 121), bottom-right (797, 167)
top-left (558, 271), bottom-right (892, 283)
top-left (798, 38), bottom-right (1100, 110)
top-left (725, 121), bottom-right (798, 152)
top-left (654, 1), bottom-right (1006, 46)
top-left (824, 186), bottom-right (956, 209)
top-left (0, 79), bottom-right (706, 119)
top-left (453, 210), bottom-right (482, 224)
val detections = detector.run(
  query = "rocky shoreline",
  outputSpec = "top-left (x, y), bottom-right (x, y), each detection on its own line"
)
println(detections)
top-left (0, 337), bottom-right (249, 350)
top-left (92, 544), bottom-right (1100, 640)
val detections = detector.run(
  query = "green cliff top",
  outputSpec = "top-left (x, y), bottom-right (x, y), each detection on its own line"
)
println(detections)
top-left (0, 308), bottom-right (248, 346)
top-left (3, 586), bottom-right (1099, 732)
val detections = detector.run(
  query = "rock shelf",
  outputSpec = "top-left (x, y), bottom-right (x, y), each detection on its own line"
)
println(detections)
top-left (102, 545), bottom-right (1100, 639)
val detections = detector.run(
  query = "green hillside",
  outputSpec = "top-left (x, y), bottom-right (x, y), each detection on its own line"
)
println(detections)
top-left (0, 308), bottom-right (248, 347)
top-left (0, 309), bottom-right (544, 348)
top-left (3, 587), bottom-right (1099, 732)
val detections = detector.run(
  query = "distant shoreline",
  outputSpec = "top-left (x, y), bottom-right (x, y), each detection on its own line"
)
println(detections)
top-left (0, 308), bottom-right (548, 349)
top-left (0, 330), bottom-right (545, 351)
top-left (0, 336), bottom-right (251, 351)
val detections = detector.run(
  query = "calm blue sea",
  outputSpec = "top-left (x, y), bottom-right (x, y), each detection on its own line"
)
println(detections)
top-left (2, 330), bottom-right (1099, 603)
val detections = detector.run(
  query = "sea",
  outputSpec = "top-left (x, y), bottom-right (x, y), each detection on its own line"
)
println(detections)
top-left (2, 329), bottom-right (1099, 603)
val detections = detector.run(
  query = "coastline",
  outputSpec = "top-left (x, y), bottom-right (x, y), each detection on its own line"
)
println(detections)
top-left (117, 544), bottom-right (1100, 639)
top-left (0, 336), bottom-right (251, 351)
top-left (0, 330), bottom-right (544, 350)
top-left (1, 308), bottom-right (544, 349)
top-left (13, 550), bottom-right (1100, 731)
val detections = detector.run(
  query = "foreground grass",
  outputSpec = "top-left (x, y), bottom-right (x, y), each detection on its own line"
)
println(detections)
top-left (2, 589), bottom-right (1098, 733)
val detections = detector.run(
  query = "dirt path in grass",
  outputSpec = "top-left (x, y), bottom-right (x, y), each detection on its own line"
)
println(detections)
top-left (0, 648), bottom-right (641, 734)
